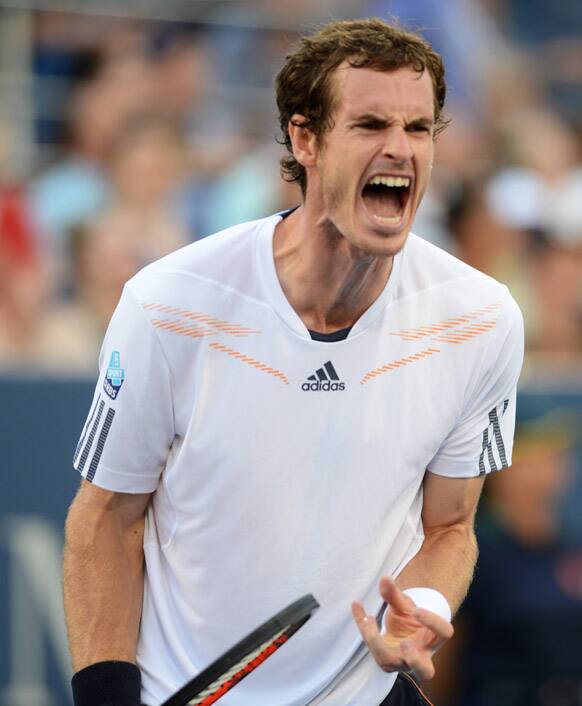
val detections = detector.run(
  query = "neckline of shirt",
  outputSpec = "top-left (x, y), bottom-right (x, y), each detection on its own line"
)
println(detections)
top-left (256, 212), bottom-right (404, 341)
top-left (309, 326), bottom-right (352, 342)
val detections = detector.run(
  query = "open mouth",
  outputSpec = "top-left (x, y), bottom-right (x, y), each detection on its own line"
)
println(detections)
top-left (361, 175), bottom-right (412, 225)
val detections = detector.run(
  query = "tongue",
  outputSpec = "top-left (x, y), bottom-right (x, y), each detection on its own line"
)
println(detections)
top-left (362, 186), bottom-right (401, 218)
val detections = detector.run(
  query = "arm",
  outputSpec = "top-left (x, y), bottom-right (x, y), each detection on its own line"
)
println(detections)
top-left (64, 285), bottom-right (174, 705)
top-left (396, 471), bottom-right (484, 613)
top-left (63, 479), bottom-right (151, 672)
top-left (352, 471), bottom-right (484, 680)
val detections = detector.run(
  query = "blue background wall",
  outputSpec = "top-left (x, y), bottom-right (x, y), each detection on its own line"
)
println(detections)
top-left (1, 378), bottom-right (93, 706)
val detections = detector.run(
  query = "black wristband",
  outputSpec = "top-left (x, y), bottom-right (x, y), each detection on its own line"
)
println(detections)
top-left (71, 660), bottom-right (141, 706)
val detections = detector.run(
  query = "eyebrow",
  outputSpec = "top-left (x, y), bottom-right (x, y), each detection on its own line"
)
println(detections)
top-left (408, 117), bottom-right (435, 128)
top-left (352, 113), bottom-right (386, 124)
top-left (351, 113), bottom-right (434, 127)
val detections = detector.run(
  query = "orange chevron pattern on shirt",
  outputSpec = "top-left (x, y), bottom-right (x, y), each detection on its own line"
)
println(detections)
top-left (360, 348), bottom-right (441, 385)
top-left (144, 302), bottom-right (499, 387)
top-left (142, 302), bottom-right (260, 337)
top-left (431, 320), bottom-right (497, 344)
top-left (360, 304), bottom-right (501, 384)
top-left (151, 318), bottom-right (217, 339)
top-left (390, 302), bottom-right (501, 341)
top-left (209, 342), bottom-right (290, 385)
top-left (143, 302), bottom-right (288, 384)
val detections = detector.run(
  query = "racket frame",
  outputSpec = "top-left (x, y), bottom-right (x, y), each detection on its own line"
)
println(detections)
top-left (161, 593), bottom-right (319, 706)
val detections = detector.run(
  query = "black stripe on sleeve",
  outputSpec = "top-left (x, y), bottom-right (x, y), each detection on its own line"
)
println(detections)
top-left (479, 427), bottom-right (489, 475)
top-left (86, 408), bottom-right (116, 482)
top-left (486, 417), bottom-right (498, 472)
top-left (73, 394), bottom-right (101, 464)
top-left (490, 406), bottom-right (508, 468)
top-left (77, 400), bottom-right (105, 475)
top-left (479, 401), bottom-right (512, 475)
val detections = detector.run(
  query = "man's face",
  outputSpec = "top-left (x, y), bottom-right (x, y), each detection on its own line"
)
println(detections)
top-left (306, 64), bottom-right (436, 257)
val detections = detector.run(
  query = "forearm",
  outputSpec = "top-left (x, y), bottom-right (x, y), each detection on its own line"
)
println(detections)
top-left (63, 494), bottom-right (145, 672)
top-left (396, 522), bottom-right (478, 616)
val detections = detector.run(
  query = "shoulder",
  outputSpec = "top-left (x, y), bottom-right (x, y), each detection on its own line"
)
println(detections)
top-left (399, 234), bottom-right (521, 319)
top-left (125, 214), bottom-right (276, 303)
top-left (401, 234), bottom-right (504, 292)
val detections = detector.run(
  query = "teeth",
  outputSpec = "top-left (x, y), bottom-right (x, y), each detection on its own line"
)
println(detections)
top-left (373, 214), bottom-right (402, 224)
top-left (367, 175), bottom-right (411, 188)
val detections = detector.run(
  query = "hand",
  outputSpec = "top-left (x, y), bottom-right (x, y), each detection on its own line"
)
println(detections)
top-left (351, 576), bottom-right (454, 680)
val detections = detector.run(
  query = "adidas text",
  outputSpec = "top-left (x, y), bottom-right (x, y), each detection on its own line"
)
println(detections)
top-left (301, 380), bottom-right (346, 392)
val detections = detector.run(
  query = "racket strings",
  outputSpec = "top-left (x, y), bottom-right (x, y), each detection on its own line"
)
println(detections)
top-left (187, 627), bottom-right (290, 705)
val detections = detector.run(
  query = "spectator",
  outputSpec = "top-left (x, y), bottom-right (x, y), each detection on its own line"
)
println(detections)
top-left (97, 112), bottom-right (191, 258)
top-left (148, 23), bottom-right (250, 177)
top-left (486, 108), bottom-right (582, 238)
top-left (202, 141), bottom-right (300, 234)
top-left (526, 234), bottom-right (582, 362)
top-left (0, 214), bottom-right (140, 375)
top-left (29, 71), bottom-right (112, 271)
top-left (0, 186), bottom-right (52, 369)
top-left (29, 34), bottom-right (156, 287)
top-left (447, 177), bottom-right (530, 314)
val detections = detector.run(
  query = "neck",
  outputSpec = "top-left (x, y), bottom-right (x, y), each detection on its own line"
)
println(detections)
top-left (273, 206), bottom-right (393, 333)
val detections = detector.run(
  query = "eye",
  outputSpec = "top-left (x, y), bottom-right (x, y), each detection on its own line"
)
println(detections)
top-left (358, 120), bottom-right (384, 130)
top-left (408, 123), bottom-right (432, 134)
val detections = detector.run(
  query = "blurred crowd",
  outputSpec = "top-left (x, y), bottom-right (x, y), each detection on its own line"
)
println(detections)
top-left (0, 3), bottom-right (581, 705)
top-left (0, 0), bottom-right (580, 376)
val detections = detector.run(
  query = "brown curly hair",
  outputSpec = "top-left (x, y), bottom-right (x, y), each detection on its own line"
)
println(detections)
top-left (275, 18), bottom-right (448, 195)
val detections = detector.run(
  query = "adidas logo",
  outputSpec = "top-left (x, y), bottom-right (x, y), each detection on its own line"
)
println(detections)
top-left (301, 361), bottom-right (346, 391)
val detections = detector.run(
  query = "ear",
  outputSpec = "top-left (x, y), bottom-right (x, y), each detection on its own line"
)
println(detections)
top-left (288, 114), bottom-right (319, 169)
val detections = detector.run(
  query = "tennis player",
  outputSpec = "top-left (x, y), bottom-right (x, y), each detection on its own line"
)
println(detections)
top-left (64, 18), bottom-right (524, 706)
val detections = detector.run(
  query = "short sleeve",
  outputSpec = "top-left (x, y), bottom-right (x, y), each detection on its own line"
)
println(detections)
top-left (428, 291), bottom-right (524, 478)
top-left (72, 283), bottom-right (174, 492)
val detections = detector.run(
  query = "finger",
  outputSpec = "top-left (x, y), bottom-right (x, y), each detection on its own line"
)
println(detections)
top-left (352, 603), bottom-right (406, 672)
top-left (413, 607), bottom-right (455, 644)
top-left (401, 641), bottom-right (436, 681)
top-left (352, 602), bottom-right (381, 641)
top-left (379, 577), bottom-right (415, 614)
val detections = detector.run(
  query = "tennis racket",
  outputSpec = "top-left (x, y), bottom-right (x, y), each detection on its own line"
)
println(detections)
top-left (161, 594), bottom-right (320, 706)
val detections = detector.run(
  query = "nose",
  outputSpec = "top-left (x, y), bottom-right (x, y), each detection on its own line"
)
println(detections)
top-left (382, 126), bottom-right (413, 163)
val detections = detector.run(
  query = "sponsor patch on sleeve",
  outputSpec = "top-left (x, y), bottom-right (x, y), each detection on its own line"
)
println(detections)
top-left (103, 351), bottom-right (125, 400)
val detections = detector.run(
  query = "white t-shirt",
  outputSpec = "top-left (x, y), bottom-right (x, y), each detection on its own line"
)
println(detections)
top-left (74, 213), bottom-right (524, 706)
